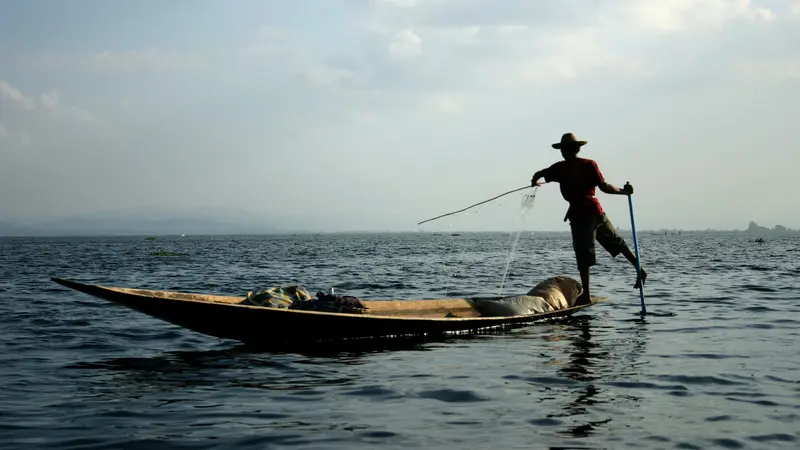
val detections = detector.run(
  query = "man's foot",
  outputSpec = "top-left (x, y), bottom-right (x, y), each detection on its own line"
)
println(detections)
top-left (575, 291), bottom-right (592, 306)
top-left (633, 267), bottom-right (648, 289)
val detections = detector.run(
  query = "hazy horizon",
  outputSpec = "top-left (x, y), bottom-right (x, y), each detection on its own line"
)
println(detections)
top-left (0, 206), bottom-right (794, 236)
top-left (2, 1), bottom-right (799, 232)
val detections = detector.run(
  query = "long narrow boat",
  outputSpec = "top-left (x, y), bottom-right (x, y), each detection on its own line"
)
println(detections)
top-left (51, 277), bottom-right (608, 345)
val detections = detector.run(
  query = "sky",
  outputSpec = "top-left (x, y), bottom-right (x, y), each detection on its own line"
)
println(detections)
top-left (1, 0), bottom-right (798, 232)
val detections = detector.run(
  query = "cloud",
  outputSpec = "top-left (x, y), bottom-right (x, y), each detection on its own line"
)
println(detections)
top-left (611, 0), bottom-right (776, 32)
top-left (427, 93), bottom-right (466, 114)
top-left (736, 58), bottom-right (800, 79)
top-left (298, 60), bottom-right (361, 90)
top-left (382, 0), bottom-right (420, 7)
top-left (792, 1), bottom-right (800, 17)
top-left (434, 26), bottom-right (481, 45)
top-left (387, 29), bottom-right (422, 59)
top-left (258, 25), bottom-right (287, 39)
top-left (2, 2), bottom-right (795, 229)
top-left (207, 0), bottom-right (786, 140)
top-left (492, 27), bottom-right (647, 87)
top-left (1, 81), bottom-right (95, 118)
top-left (335, 0), bottom-right (783, 97)
top-left (240, 25), bottom-right (295, 58)
top-left (137, 0), bottom-right (781, 126)
top-left (238, 25), bottom-right (363, 92)
top-left (92, 48), bottom-right (203, 72)
top-left (0, 80), bottom-right (102, 149)
top-left (38, 91), bottom-right (60, 110)
top-left (25, 48), bottom-right (204, 73)
top-left (1, 81), bottom-right (36, 110)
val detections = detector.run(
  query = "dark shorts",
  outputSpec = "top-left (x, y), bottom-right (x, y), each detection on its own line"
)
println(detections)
top-left (569, 213), bottom-right (627, 268)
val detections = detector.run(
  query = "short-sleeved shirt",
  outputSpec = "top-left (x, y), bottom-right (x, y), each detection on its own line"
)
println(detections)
top-left (540, 157), bottom-right (605, 220)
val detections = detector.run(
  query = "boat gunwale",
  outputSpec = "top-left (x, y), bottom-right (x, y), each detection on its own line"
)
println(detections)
top-left (51, 277), bottom-right (608, 322)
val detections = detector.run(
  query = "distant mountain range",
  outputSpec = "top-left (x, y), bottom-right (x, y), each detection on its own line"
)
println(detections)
top-left (0, 207), bottom-right (286, 236)
top-left (0, 219), bottom-right (281, 237)
top-left (0, 211), bottom-right (796, 237)
top-left (744, 221), bottom-right (796, 234)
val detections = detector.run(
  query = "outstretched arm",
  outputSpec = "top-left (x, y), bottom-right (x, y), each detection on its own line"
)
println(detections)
top-left (531, 170), bottom-right (546, 186)
top-left (531, 164), bottom-right (558, 186)
top-left (590, 161), bottom-right (633, 195)
top-left (599, 181), bottom-right (633, 195)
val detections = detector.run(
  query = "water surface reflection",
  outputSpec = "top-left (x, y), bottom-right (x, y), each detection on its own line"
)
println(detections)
top-left (547, 316), bottom-right (649, 440)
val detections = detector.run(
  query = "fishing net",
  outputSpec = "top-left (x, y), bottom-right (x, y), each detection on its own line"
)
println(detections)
top-left (469, 276), bottom-right (584, 317)
top-left (416, 185), bottom-right (542, 298)
top-left (498, 186), bottom-right (539, 295)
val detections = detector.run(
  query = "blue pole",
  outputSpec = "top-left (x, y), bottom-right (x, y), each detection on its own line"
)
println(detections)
top-left (625, 182), bottom-right (646, 316)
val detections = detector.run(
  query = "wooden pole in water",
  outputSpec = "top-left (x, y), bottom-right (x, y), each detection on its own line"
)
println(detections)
top-left (625, 182), bottom-right (647, 316)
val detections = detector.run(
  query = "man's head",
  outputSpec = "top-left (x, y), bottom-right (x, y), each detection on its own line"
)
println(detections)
top-left (552, 133), bottom-right (587, 160)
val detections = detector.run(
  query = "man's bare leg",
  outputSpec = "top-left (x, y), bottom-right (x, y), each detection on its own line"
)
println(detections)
top-left (620, 246), bottom-right (647, 288)
top-left (576, 264), bottom-right (591, 305)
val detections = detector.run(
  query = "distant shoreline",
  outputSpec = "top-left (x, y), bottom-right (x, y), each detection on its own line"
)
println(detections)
top-left (1, 217), bottom-right (795, 238)
top-left (1, 229), bottom-right (797, 238)
top-left (3, 213), bottom-right (794, 238)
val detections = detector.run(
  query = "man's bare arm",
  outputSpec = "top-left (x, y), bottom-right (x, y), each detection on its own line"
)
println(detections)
top-left (531, 170), bottom-right (546, 186)
top-left (599, 181), bottom-right (633, 195)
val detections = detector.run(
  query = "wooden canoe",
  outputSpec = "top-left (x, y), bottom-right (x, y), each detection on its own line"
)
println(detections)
top-left (51, 277), bottom-right (608, 345)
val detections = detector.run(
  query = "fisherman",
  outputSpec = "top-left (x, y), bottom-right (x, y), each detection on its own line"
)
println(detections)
top-left (530, 133), bottom-right (647, 306)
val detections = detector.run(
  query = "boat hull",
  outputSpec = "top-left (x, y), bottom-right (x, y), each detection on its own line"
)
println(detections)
top-left (51, 277), bottom-right (607, 345)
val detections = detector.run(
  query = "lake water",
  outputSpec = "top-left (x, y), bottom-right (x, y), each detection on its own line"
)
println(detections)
top-left (1, 232), bottom-right (798, 449)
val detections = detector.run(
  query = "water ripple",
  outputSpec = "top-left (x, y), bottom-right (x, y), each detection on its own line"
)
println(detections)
top-left (1, 233), bottom-right (799, 449)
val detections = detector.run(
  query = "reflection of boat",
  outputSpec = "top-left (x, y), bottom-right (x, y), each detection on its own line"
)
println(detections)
top-left (51, 277), bottom-right (607, 345)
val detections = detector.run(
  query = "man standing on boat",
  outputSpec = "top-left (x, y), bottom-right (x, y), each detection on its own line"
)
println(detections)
top-left (530, 133), bottom-right (647, 306)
